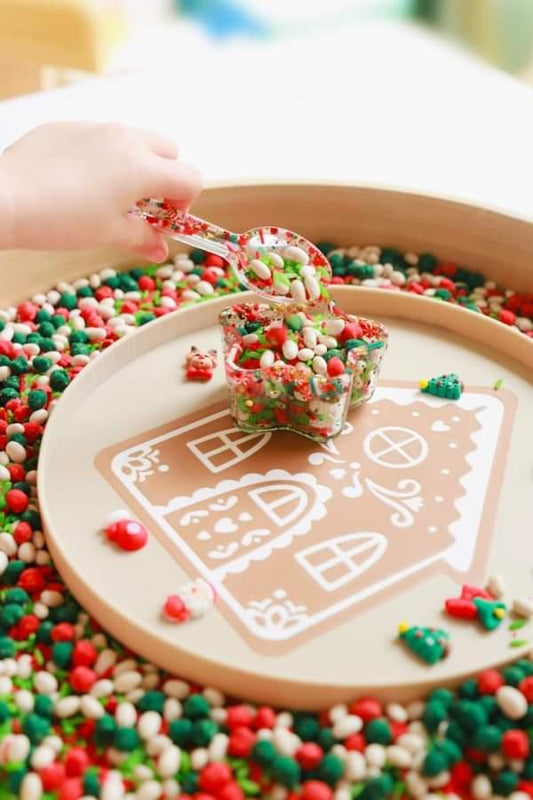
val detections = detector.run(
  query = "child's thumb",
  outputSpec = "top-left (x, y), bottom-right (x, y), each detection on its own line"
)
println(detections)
top-left (113, 213), bottom-right (168, 263)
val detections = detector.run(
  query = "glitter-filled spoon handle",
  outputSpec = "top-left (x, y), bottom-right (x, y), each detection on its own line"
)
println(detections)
top-left (132, 199), bottom-right (241, 264)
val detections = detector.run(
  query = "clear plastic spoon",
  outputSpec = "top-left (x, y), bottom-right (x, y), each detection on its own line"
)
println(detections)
top-left (132, 198), bottom-right (332, 306)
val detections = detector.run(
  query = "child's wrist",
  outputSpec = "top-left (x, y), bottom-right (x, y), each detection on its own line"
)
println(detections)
top-left (0, 155), bottom-right (16, 249)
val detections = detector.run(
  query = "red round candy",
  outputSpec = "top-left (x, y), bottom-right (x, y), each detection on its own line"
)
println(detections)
top-left (201, 268), bottom-right (220, 285)
top-left (344, 733), bottom-right (365, 751)
top-left (499, 309), bottom-right (516, 326)
top-left (164, 594), bottom-right (189, 622)
top-left (138, 275), bottom-right (156, 292)
top-left (478, 668), bottom-right (504, 695)
top-left (502, 729), bottom-right (530, 760)
top-left (40, 763), bottom-right (66, 791)
top-left (6, 488), bottom-right (29, 514)
top-left (218, 783), bottom-right (244, 800)
top-left (7, 463), bottom-right (26, 482)
top-left (340, 322), bottom-right (362, 342)
top-left (519, 675), bottom-right (533, 702)
top-left (106, 518), bottom-right (148, 551)
top-left (205, 254), bottom-right (226, 268)
top-left (72, 639), bottom-right (97, 668)
top-left (350, 697), bottom-right (382, 721)
top-left (265, 325), bottom-right (288, 347)
top-left (14, 522), bottom-right (33, 545)
top-left (301, 781), bottom-right (333, 800)
top-left (17, 615), bottom-right (39, 638)
top-left (296, 743), bottom-right (323, 770)
top-left (65, 747), bottom-right (90, 776)
top-left (228, 726), bottom-right (255, 757)
top-left (51, 623), bottom-right (75, 642)
top-left (0, 341), bottom-right (14, 358)
top-left (327, 357), bottom-right (345, 377)
top-left (17, 567), bottom-right (46, 593)
top-left (254, 705), bottom-right (276, 730)
top-left (226, 705), bottom-right (255, 730)
top-left (199, 763), bottom-right (233, 793)
top-left (70, 665), bottom-right (97, 693)
top-left (58, 777), bottom-right (83, 800)
top-left (17, 302), bottom-right (38, 322)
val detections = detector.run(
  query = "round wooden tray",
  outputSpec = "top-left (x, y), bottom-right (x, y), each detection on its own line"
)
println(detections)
top-left (38, 287), bottom-right (532, 709)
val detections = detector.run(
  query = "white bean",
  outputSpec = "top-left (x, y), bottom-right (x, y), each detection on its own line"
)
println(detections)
top-left (283, 246), bottom-right (309, 265)
top-left (190, 747), bottom-right (208, 770)
top-left (365, 743), bottom-right (386, 768)
top-left (297, 348), bottom-right (314, 362)
top-left (268, 252), bottom-right (285, 269)
top-left (95, 648), bottom-right (117, 675)
top-left (332, 714), bottom-right (362, 739)
top-left (81, 695), bottom-right (105, 719)
top-left (138, 711), bottom-right (162, 740)
top-left (249, 259), bottom-right (272, 281)
top-left (513, 597), bottom-right (533, 618)
top-left (115, 701), bottom-right (137, 727)
top-left (163, 698), bottom-right (182, 722)
top-left (304, 275), bottom-right (320, 300)
top-left (136, 780), bottom-right (162, 800)
top-left (344, 751), bottom-right (366, 781)
top-left (282, 339), bottom-right (298, 361)
top-left (208, 733), bottom-right (228, 762)
top-left (157, 745), bottom-right (181, 777)
top-left (290, 279), bottom-right (306, 303)
top-left (312, 356), bottom-right (327, 375)
top-left (55, 697), bottom-right (80, 718)
top-left (303, 327), bottom-right (318, 348)
top-left (20, 772), bottom-right (43, 800)
top-left (324, 319), bottom-right (345, 336)
top-left (496, 685), bottom-right (528, 720)
top-left (162, 679), bottom-right (189, 699)
top-left (487, 574), bottom-right (506, 598)
top-left (260, 350), bottom-right (275, 369)
top-left (386, 745), bottom-right (412, 768)
top-left (114, 670), bottom-right (143, 694)
top-left (31, 744), bottom-right (55, 769)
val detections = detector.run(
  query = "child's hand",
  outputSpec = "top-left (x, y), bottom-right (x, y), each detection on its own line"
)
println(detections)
top-left (0, 122), bottom-right (201, 262)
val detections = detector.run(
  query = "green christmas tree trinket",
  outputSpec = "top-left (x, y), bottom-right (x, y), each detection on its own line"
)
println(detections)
top-left (398, 621), bottom-right (451, 664)
top-left (419, 373), bottom-right (463, 400)
top-left (473, 597), bottom-right (507, 631)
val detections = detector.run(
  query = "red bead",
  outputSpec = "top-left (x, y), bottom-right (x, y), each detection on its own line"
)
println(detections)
top-left (59, 776), bottom-right (83, 800)
top-left (478, 669), bottom-right (504, 695)
top-left (40, 763), bottom-right (66, 791)
top-left (121, 301), bottom-right (138, 314)
top-left (499, 309), bottom-right (516, 326)
top-left (205, 254), bottom-right (226, 268)
top-left (502, 729), bottom-right (530, 760)
top-left (226, 705), bottom-right (255, 730)
top-left (65, 747), bottom-right (90, 776)
top-left (17, 615), bottom-right (39, 638)
top-left (519, 675), bottom-right (533, 702)
top-left (301, 781), bottom-right (333, 800)
top-left (201, 268), bottom-right (221, 285)
top-left (17, 302), bottom-right (38, 322)
top-left (17, 567), bottom-right (46, 593)
top-left (350, 697), bottom-right (382, 721)
top-left (327, 357), bottom-right (345, 377)
top-left (438, 277), bottom-right (456, 292)
top-left (13, 405), bottom-right (33, 424)
top-left (72, 639), bottom-right (97, 668)
top-left (7, 463), bottom-right (26, 482)
top-left (296, 743), bottom-right (323, 770)
top-left (14, 522), bottom-right (33, 544)
top-left (390, 720), bottom-right (408, 739)
top-left (5, 489), bottom-right (29, 514)
top-left (106, 519), bottom-right (148, 552)
top-left (518, 781), bottom-right (533, 798)
top-left (138, 275), bottom-right (156, 292)
top-left (70, 665), bottom-right (97, 693)
top-left (23, 422), bottom-right (42, 442)
top-left (254, 705), bottom-right (276, 730)
top-left (265, 325), bottom-right (288, 347)
top-left (344, 733), bottom-right (365, 751)
top-left (228, 726), bottom-right (255, 757)
top-left (340, 322), bottom-right (362, 342)
top-left (218, 783), bottom-right (244, 800)
top-left (331, 277), bottom-right (345, 285)
top-left (95, 286), bottom-right (114, 301)
top-left (0, 341), bottom-right (15, 357)
top-left (408, 282), bottom-right (425, 295)
top-left (450, 760), bottom-right (473, 787)
top-left (199, 762), bottom-right (233, 793)
top-left (51, 623), bottom-right (75, 642)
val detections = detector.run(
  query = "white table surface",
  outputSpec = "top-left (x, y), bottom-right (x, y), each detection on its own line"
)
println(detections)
top-left (1, 20), bottom-right (532, 221)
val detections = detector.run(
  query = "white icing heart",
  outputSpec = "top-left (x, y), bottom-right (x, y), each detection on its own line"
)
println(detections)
top-left (214, 516), bottom-right (238, 534)
top-left (239, 512), bottom-right (253, 522)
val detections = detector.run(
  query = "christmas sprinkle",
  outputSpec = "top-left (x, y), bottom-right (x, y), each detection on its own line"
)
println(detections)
top-left (0, 241), bottom-right (531, 799)
top-left (398, 621), bottom-right (451, 664)
top-left (419, 373), bottom-right (463, 400)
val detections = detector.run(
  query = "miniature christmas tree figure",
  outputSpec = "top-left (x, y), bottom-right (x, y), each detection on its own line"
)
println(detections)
top-left (473, 597), bottom-right (507, 631)
top-left (419, 373), bottom-right (464, 400)
top-left (398, 621), bottom-right (451, 664)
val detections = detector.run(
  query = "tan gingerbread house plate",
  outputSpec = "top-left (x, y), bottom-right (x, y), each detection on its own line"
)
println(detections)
top-left (38, 286), bottom-right (532, 709)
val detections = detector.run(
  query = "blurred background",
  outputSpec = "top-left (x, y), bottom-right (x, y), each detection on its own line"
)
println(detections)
top-left (0, 0), bottom-right (532, 100)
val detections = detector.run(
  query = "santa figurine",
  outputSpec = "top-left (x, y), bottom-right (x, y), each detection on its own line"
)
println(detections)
top-left (185, 346), bottom-right (218, 382)
top-left (164, 578), bottom-right (217, 623)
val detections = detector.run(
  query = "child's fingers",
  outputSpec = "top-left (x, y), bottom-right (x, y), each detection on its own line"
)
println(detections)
top-left (144, 160), bottom-right (202, 207)
top-left (113, 213), bottom-right (169, 263)
top-left (136, 128), bottom-right (179, 160)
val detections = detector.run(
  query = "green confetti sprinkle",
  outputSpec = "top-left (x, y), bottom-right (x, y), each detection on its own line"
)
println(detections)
top-left (494, 378), bottom-right (504, 390)
top-left (510, 638), bottom-right (529, 648)
top-left (509, 619), bottom-right (528, 631)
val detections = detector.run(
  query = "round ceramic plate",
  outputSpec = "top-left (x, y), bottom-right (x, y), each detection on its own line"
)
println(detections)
top-left (39, 288), bottom-right (533, 709)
